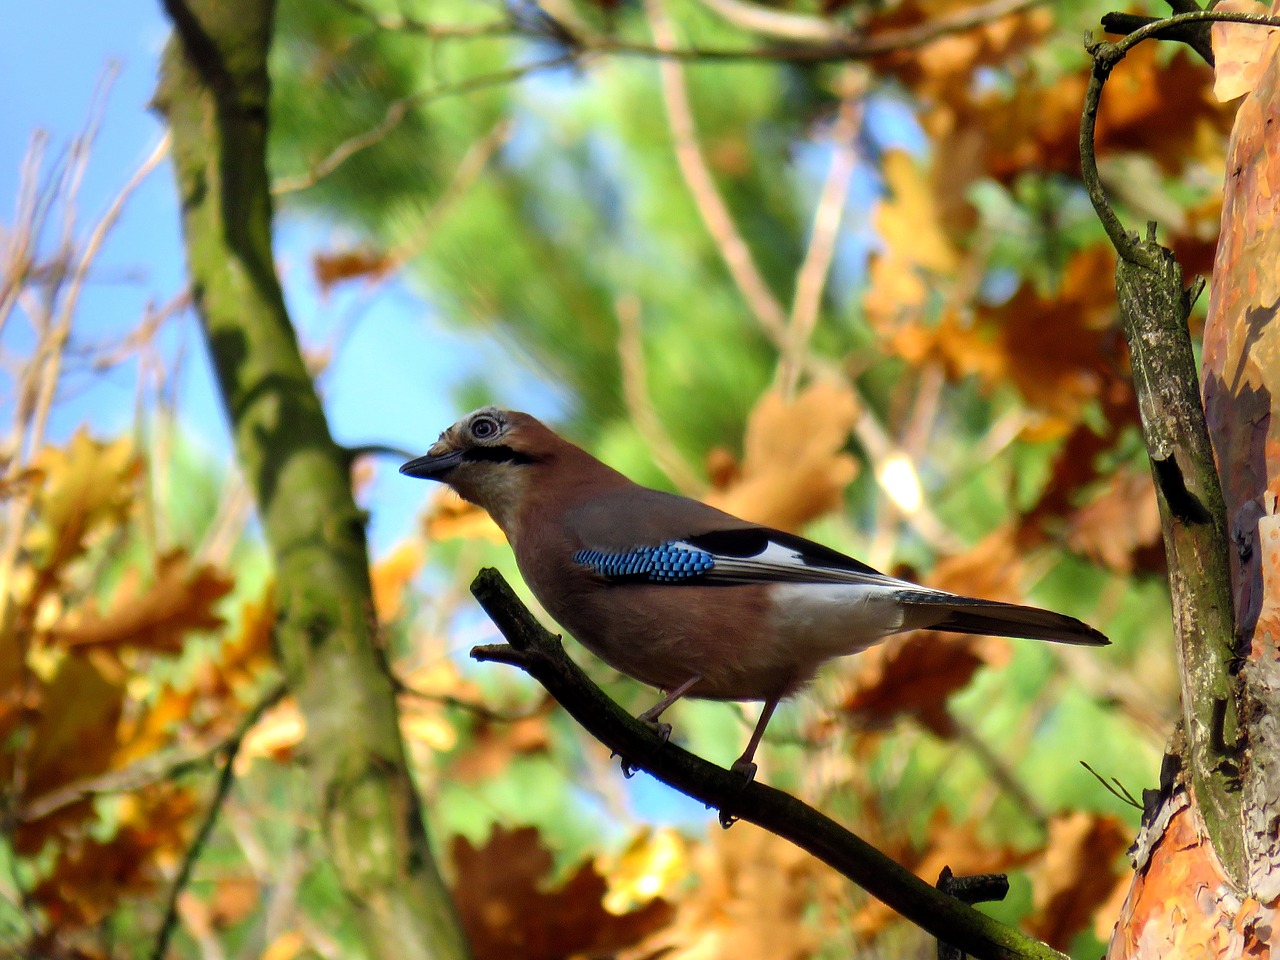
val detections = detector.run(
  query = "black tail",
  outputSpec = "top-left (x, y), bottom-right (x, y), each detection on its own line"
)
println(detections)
top-left (897, 591), bottom-right (1109, 646)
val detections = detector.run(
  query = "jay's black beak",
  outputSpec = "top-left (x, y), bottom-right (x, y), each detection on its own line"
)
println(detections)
top-left (399, 448), bottom-right (465, 480)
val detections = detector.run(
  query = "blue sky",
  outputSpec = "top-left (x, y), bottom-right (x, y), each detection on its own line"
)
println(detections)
top-left (0, 2), bottom-right (567, 553)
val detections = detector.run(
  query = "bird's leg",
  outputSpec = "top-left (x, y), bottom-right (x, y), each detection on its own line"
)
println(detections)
top-left (635, 674), bottom-right (702, 742)
top-left (619, 675), bottom-right (704, 777)
top-left (730, 697), bottom-right (780, 782)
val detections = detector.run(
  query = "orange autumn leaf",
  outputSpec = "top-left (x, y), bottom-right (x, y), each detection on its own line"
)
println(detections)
top-left (447, 705), bottom-right (552, 783)
top-left (623, 822), bottom-right (839, 960)
top-left (707, 381), bottom-right (859, 531)
top-left (423, 488), bottom-right (503, 543)
top-left (864, 150), bottom-right (961, 330)
top-left (312, 247), bottom-right (395, 296)
top-left (24, 431), bottom-right (141, 577)
top-left (451, 826), bottom-right (673, 960)
top-left (372, 541), bottom-right (424, 622)
top-left (209, 875), bottom-right (261, 928)
top-left (238, 697), bottom-right (306, 768)
top-left (51, 549), bottom-right (233, 654)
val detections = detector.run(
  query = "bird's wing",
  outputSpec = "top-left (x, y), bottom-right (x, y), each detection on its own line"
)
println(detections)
top-left (572, 521), bottom-right (911, 589)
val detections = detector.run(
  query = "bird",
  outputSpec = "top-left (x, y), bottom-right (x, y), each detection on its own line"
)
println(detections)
top-left (400, 406), bottom-right (1109, 779)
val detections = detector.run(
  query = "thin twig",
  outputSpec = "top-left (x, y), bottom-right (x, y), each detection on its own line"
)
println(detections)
top-left (1081, 9), bottom-right (1280, 265)
top-left (21, 682), bottom-right (287, 822)
top-left (647, 0), bottom-right (789, 346)
top-left (272, 58), bottom-right (572, 195)
top-left (778, 91), bottom-right (863, 397)
top-left (147, 684), bottom-right (286, 960)
top-left (325, 0), bottom-right (516, 39)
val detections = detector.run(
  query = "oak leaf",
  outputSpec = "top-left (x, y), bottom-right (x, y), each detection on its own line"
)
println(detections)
top-left (451, 825), bottom-right (674, 960)
top-left (1026, 812), bottom-right (1130, 948)
top-left (50, 549), bottom-right (233, 654)
top-left (24, 431), bottom-right (140, 578)
top-left (707, 381), bottom-right (858, 531)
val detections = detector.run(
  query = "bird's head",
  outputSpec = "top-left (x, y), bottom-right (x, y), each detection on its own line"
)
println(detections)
top-left (400, 407), bottom-right (555, 528)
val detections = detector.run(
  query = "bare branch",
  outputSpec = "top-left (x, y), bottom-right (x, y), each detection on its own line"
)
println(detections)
top-left (647, 0), bottom-right (789, 345)
top-left (777, 91), bottom-right (863, 398)
top-left (147, 683), bottom-right (285, 960)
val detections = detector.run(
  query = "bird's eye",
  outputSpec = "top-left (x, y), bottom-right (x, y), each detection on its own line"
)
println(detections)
top-left (471, 415), bottom-right (500, 440)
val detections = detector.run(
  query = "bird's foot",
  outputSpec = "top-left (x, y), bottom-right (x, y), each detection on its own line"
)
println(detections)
top-left (730, 758), bottom-right (758, 782)
top-left (644, 719), bottom-right (672, 744)
top-left (615, 718), bottom-right (674, 778)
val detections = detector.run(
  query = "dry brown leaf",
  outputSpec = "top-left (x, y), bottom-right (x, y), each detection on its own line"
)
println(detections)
top-left (1026, 812), bottom-right (1131, 948)
top-left (312, 247), bottom-right (395, 296)
top-left (706, 381), bottom-right (859, 531)
top-left (51, 549), bottom-right (233, 654)
top-left (837, 632), bottom-right (1010, 737)
top-left (15, 655), bottom-right (124, 835)
top-left (836, 529), bottom-right (1021, 736)
top-left (983, 246), bottom-right (1122, 429)
top-left (451, 825), bottom-right (674, 960)
top-left (30, 785), bottom-right (195, 930)
top-left (1065, 466), bottom-right (1163, 575)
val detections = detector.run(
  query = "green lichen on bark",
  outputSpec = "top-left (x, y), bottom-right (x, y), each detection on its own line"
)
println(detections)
top-left (1114, 233), bottom-right (1245, 884)
top-left (153, 1), bottom-right (470, 955)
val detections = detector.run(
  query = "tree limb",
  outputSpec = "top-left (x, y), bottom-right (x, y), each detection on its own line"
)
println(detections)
top-left (1077, 9), bottom-right (1280, 887)
top-left (153, 1), bottom-right (471, 955)
top-left (469, 568), bottom-right (1066, 960)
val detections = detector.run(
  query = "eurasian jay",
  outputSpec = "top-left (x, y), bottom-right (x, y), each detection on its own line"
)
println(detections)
top-left (401, 406), bottom-right (1108, 778)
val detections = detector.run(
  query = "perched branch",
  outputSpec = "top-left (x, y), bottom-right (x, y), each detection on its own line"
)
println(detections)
top-left (1077, 8), bottom-right (1280, 887)
top-left (469, 568), bottom-right (1066, 960)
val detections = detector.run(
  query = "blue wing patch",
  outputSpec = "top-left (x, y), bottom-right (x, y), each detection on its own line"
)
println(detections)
top-left (574, 542), bottom-right (715, 583)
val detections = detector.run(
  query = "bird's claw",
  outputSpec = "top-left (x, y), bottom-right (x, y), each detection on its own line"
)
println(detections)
top-left (645, 719), bottom-right (672, 743)
top-left (730, 758), bottom-right (758, 782)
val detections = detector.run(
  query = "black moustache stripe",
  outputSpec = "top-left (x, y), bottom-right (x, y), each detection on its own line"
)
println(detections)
top-left (462, 445), bottom-right (538, 466)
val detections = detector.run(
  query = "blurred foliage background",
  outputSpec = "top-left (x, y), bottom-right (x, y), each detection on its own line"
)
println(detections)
top-left (0, 0), bottom-right (1240, 956)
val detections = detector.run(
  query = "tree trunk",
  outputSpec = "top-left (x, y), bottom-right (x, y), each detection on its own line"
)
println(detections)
top-left (153, 2), bottom-right (471, 956)
top-left (1106, 32), bottom-right (1280, 954)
